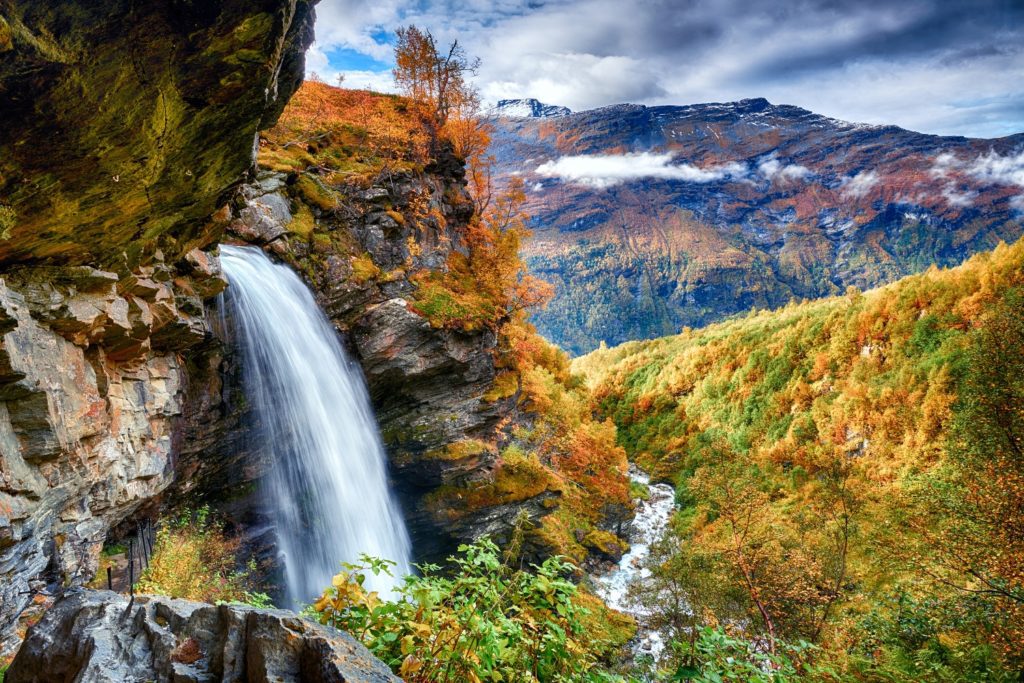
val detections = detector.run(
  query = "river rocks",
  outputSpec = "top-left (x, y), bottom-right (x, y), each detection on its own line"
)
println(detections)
top-left (5, 589), bottom-right (399, 683)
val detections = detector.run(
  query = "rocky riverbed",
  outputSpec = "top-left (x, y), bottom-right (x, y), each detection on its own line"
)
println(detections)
top-left (594, 468), bottom-right (678, 661)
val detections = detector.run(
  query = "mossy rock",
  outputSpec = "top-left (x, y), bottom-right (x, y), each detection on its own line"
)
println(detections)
top-left (0, 0), bottom-right (316, 270)
top-left (582, 529), bottom-right (628, 562)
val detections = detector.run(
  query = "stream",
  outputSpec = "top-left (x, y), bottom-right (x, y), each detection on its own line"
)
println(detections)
top-left (594, 467), bottom-right (677, 660)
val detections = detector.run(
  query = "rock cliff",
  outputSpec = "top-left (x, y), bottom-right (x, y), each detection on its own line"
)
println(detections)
top-left (0, 0), bottom-right (315, 654)
top-left (176, 156), bottom-right (535, 564)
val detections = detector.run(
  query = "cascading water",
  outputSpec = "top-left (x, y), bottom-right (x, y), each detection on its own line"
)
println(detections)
top-left (219, 244), bottom-right (411, 606)
top-left (595, 467), bottom-right (678, 660)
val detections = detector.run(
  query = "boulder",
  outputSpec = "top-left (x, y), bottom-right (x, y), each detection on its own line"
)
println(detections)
top-left (5, 589), bottom-right (400, 683)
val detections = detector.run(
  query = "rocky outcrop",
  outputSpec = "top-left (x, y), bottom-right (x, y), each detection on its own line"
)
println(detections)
top-left (0, 255), bottom-right (229, 654)
top-left (0, 0), bottom-right (317, 655)
top-left (176, 159), bottom-right (531, 563)
top-left (0, 0), bottom-right (316, 270)
top-left (5, 589), bottom-right (399, 682)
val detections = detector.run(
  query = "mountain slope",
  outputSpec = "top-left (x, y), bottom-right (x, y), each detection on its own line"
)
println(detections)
top-left (490, 98), bottom-right (1024, 354)
top-left (573, 237), bottom-right (1024, 676)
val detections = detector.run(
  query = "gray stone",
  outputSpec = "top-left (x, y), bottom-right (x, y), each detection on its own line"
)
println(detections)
top-left (6, 590), bottom-right (400, 683)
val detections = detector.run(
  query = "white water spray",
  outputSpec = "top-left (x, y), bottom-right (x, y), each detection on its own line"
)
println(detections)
top-left (219, 244), bottom-right (411, 606)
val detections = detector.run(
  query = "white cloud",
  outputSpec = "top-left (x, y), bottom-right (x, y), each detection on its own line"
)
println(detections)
top-left (965, 149), bottom-right (1024, 188)
top-left (929, 149), bottom-right (1024, 207)
top-left (840, 170), bottom-right (880, 198)
top-left (758, 154), bottom-right (812, 183)
top-left (308, 0), bottom-right (1023, 138)
top-left (535, 152), bottom-right (747, 189)
top-left (940, 184), bottom-right (977, 207)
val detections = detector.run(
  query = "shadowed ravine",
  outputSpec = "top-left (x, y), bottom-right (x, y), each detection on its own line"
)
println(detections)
top-left (219, 245), bottom-right (412, 606)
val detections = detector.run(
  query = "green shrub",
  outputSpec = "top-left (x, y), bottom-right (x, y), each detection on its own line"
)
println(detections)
top-left (309, 539), bottom-right (623, 683)
top-left (137, 507), bottom-right (268, 607)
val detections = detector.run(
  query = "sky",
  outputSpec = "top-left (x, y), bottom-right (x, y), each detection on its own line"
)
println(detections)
top-left (307, 0), bottom-right (1024, 139)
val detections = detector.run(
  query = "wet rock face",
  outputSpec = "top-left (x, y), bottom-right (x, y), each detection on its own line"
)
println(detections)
top-left (0, 0), bottom-right (316, 270)
top-left (5, 589), bottom-right (399, 683)
top-left (213, 165), bottom-right (522, 562)
top-left (0, 256), bottom-right (226, 655)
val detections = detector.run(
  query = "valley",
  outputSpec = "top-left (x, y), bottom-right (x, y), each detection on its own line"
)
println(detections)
top-left (0, 2), bottom-right (1021, 682)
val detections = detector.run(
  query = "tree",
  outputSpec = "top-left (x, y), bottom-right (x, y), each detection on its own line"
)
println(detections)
top-left (905, 288), bottom-right (1024, 668)
top-left (393, 26), bottom-right (480, 126)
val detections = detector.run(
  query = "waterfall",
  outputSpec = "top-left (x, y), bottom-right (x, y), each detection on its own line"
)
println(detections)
top-left (219, 244), bottom-right (411, 606)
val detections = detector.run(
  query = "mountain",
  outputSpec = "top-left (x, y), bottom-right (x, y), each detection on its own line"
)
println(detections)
top-left (489, 97), bottom-right (1024, 354)
top-left (489, 98), bottom-right (571, 118)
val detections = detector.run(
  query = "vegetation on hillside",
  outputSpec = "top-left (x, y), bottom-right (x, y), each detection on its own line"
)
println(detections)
top-left (576, 239), bottom-right (1024, 680)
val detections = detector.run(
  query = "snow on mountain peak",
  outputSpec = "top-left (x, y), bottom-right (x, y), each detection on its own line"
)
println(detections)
top-left (491, 98), bottom-right (571, 118)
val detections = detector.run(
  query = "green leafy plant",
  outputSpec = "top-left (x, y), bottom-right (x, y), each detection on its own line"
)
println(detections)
top-left (137, 507), bottom-right (268, 607)
top-left (309, 539), bottom-right (624, 683)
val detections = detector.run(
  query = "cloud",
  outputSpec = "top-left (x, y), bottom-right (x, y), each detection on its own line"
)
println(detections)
top-left (965, 149), bottom-right (1024, 187)
top-left (310, 0), bottom-right (1024, 138)
top-left (928, 149), bottom-right (1024, 207)
top-left (758, 155), bottom-right (812, 183)
top-left (840, 170), bottom-right (881, 198)
top-left (535, 152), bottom-right (747, 189)
top-left (940, 185), bottom-right (977, 207)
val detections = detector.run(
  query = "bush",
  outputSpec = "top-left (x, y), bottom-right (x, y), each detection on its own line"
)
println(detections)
top-left (137, 507), bottom-right (270, 607)
top-left (309, 539), bottom-right (624, 683)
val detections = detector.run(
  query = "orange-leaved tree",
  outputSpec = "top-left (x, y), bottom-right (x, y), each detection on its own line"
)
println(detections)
top-left (393, 26), bottom-right (480, 127)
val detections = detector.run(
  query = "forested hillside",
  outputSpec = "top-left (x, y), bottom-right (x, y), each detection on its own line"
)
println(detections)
top-left (576, 238), bottom-right (1024, 679)
top-left (490, 100), bottom-right (1024, 354)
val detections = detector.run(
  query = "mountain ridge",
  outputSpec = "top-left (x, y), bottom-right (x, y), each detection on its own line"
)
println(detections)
top-left (489, 97), bottom-right (1024, 354)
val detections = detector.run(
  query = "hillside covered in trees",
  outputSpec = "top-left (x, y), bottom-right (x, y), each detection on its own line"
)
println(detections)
top-left (575, 237), bottom-right (1024, 680)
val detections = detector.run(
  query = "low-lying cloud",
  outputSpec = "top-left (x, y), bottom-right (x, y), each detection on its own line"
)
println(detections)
top-left (930, 149), bottom-right (1024, 207)
top-left (966, 149), bottom-right (1024, 188)
top-left (535, 152), bottom-right (747, 189)
top-left (758, 155), bottom-right (812, 183)
top-left (840, 170), bottom-right (881, 198)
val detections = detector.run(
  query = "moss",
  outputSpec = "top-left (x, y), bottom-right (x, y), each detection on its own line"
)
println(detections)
top-left (0, 205), bottom-right (16, 240)
top-left (350, 252), bottom-right (381, 283)
top-left (0, 16), bottom-right (12, 52)
top-left (409, 277), bottom-right (496, 331)
top-left (422, 438), bottom-right (493, 462)
top-left (287, 202), bottom-right (315, 238)
top-left (258, 145), bottom-right (316, 173)
top-left (582, 529), bottom-right (628, 557)
top-left (426, 448), bottom-right (559, 517)
top-left (294, 174), bottom-right (338, 212)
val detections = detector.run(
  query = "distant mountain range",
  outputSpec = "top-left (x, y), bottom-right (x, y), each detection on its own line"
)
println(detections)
top-left (489, 98), bottom-right (1024, 355)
